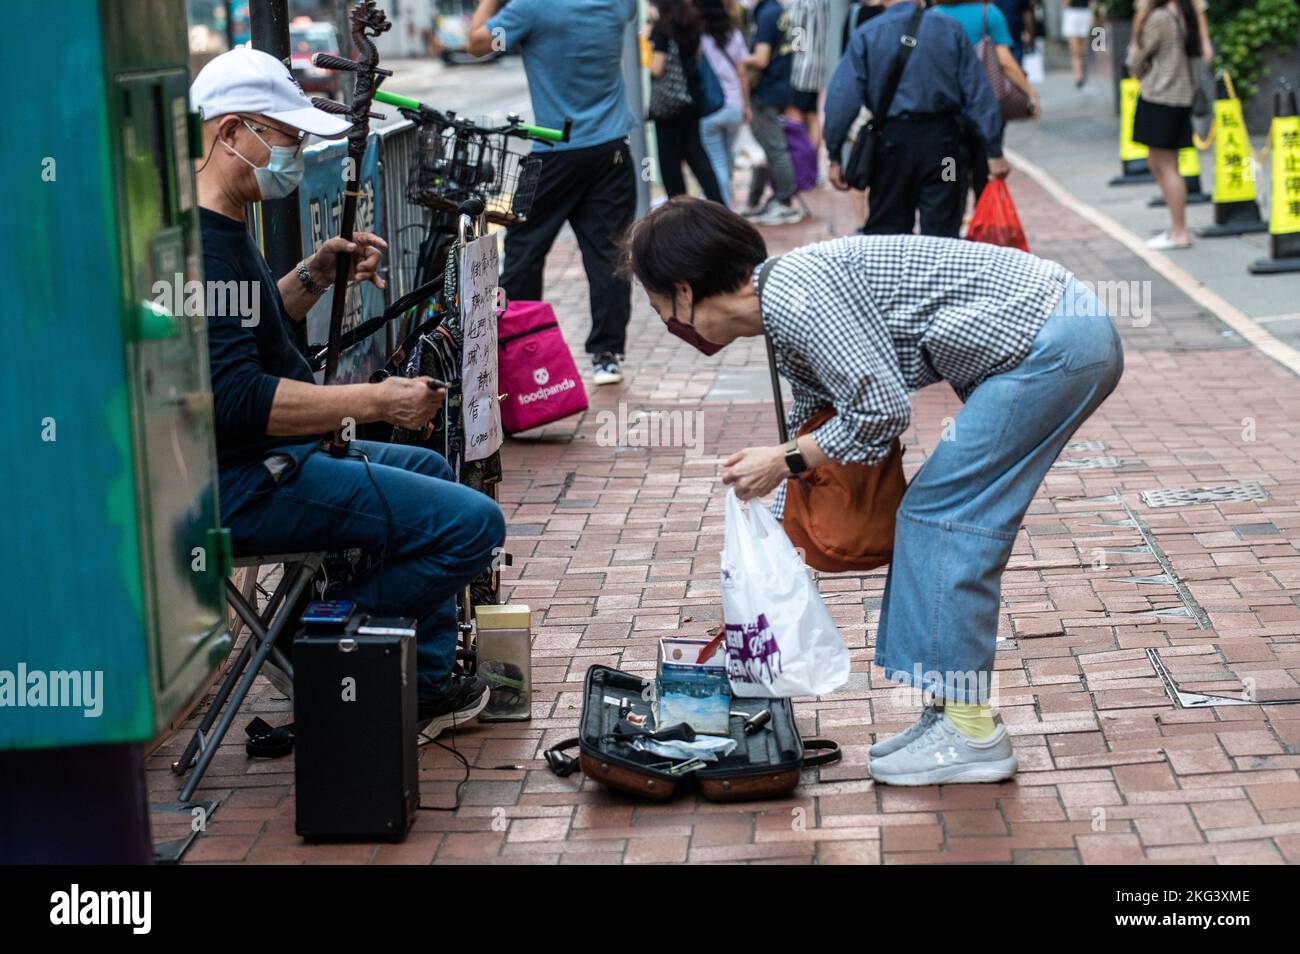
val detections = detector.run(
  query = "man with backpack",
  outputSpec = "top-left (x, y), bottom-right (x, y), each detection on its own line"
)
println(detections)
top-left (824, 0), bottom-right (1007, 237)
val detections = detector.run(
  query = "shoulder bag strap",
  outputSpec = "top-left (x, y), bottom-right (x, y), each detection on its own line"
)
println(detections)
top-left (755, 256), bottom-right (789, 444)
top-left (873, 4), bottom-right (925, 133)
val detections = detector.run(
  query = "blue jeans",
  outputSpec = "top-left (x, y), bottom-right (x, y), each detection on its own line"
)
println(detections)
top-left (875, 280), bottom-right (1124, 703)
top-left (219, 439), bottom-right (506, 698)
top-left (700, 104), bottom-right (743, 208)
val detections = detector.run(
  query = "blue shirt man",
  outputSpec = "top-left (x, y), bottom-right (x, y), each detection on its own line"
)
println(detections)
top-left (467, 0), bottom-right (640, 382)
top-left (474, 0), bottom-right (637, 151)
top-left (824, 0), bottom-right (1004, 163)
top-left (995, 0), bottom-right (1034, 62)
top-left (751, 0), bottom-right (794, 109)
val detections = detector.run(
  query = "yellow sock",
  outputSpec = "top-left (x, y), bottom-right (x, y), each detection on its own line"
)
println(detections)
top-left (944, 702), bottom-right (996, 739)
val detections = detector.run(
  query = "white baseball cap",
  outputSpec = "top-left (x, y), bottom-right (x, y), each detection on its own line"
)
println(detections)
top-left (190, 46), bottom-right (352, 138)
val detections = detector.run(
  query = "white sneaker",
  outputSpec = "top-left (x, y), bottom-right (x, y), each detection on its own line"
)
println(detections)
top-left (1145, 230), bottom-right (1192, 250)
top-left (740, 200), bottom-right (771, 219)
top-left (592, 352), bottom-right (623, 386)
top-left (754, 202), bottom-right (804, 226)
top-left (869, 714), bottom-right (1018, 786)
top-left (869, 705), bottom-right (941, 759)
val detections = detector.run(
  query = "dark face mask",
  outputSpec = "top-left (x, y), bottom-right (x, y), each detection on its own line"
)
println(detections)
top-left (664, 296), bottom-right (724, 356)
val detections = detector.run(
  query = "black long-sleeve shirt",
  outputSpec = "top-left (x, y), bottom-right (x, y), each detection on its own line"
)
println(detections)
top-left (201, 207), bottom-right (319, 470)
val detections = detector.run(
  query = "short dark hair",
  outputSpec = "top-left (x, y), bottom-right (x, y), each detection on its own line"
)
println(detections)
top-left (623, 196), bottom-right (768, 301)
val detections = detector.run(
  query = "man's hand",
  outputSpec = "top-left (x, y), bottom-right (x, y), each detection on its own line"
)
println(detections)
top-left (375, 375), bottom-right (446, 430)
top-left (721, 445), bottom-right (790, 501)
top-left (828, 161), bottom-right (849, 192)
top-left (308, 230), bottom-right (389, 291)
top-left (988, 156), bottom-right (1011, 180)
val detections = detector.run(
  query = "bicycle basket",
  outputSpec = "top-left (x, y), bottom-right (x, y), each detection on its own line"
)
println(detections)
top-left (408, 121), bottom-right (542, 224)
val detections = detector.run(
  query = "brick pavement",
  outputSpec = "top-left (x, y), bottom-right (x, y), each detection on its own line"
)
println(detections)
top-left (151, 161), bottom-right (1300, 866)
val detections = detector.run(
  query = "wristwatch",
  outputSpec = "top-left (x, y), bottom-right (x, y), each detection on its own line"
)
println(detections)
top-left (783, 439), bottom-right (808, 476)
top-left (296, 259), bottom-right (329, 296)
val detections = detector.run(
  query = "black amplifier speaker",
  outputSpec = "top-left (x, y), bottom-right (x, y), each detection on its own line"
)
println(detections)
top-left (293, 603), bottom-right (418, 842)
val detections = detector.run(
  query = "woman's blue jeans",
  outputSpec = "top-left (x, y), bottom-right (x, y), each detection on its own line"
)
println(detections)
top-left (700, 104), bottom-right (743, 208)
top-left (875, 280), bottom-right (1124, 703)
top-left (219, 440), bottom-right (506, 698)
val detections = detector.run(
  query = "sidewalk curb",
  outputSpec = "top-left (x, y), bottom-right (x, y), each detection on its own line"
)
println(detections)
top-left (1005, 146), bottom-right (1300, 380)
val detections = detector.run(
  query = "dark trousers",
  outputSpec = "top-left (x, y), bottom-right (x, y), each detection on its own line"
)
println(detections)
top-left (500, 138), bottom-right (637, 356)
top-left (863, 114), bottom-right (965, 238)
top-left (654, 113), bottom-right (723, 203)
top-left (962, 120), bottom-right (990, 205)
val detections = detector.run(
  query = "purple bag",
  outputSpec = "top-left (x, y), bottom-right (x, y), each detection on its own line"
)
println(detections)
top-left (782, 118), bottom-right (818, 193)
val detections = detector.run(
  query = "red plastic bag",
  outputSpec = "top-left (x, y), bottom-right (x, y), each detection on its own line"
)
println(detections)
top-left (967, 180), bottom-right (1029, 252)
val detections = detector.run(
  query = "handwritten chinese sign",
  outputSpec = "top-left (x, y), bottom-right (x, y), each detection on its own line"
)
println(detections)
top-left (460, 233), bottom-right (502, 461)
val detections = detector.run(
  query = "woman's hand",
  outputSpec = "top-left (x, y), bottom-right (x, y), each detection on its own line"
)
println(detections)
top-left (721, 445), bottom-right (790, 500)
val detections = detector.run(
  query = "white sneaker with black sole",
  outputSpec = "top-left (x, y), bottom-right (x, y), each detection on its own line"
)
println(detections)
top-left (416, 675), bottom-right (491, 744)
top-left (592, 352), bottom-right (623, 386)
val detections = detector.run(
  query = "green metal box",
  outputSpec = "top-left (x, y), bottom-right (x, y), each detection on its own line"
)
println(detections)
top-left (1, 0), bottom-right (230, 749)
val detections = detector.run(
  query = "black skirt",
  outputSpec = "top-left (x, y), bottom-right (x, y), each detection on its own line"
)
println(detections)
top-left (1133, 97), bottom-right (1193, 151)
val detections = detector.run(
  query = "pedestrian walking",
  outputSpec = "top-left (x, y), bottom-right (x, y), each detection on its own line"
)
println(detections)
top-left (625, 196), bottom-right (1124, 785)
top-left (649, 0), bottom-right (725, 203)
top-left (741, 0), bottom-right (804, 225)
top-left (825, 0), bottom-right (1007, 237)
top-left (994, 0), bottom-right (1034, 64)
top-left (468, 0), bottom-right (639, 386)
top-left (841, 0), bottom-right (888, 225)
top-left (931, 0), bottom-right (1037, 202)
top-left (787, 0), bottom-right (829, 148)
top-left (1127, 0), bottom-right (1202, 249)
top-left (697, 0), bottom-right (751, 209)
top-left (1061, 0), bottom-right (1094, 88)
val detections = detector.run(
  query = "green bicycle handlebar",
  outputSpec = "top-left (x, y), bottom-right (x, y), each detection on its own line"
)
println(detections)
top-left (372, 89), bottom-right (571, 143)
top-left (374, 89), bottom-right (422, 112)
top-left (519, 119), bottom-right (571, 143)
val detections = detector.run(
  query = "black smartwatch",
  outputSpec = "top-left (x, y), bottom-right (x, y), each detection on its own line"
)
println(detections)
top-left (783, 440), bottom-right (808, 476)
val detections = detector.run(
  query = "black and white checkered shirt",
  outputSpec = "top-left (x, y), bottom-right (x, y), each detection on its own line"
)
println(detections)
top-left (757, 235), bottom-right (1071, 512)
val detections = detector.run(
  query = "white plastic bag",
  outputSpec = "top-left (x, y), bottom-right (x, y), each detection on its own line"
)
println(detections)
top-left (720, 489), bottom-right (850, 698)
top-left (1022, 49), bottom-right (1045, 86)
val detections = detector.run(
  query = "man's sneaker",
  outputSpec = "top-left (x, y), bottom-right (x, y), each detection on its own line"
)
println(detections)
top-left (416, 675), bottom-right (490, 743)
top-left (754, 202), bottom-right (804, 226)
top-left (592, 352), bottom-right (623, 386)
top-left (869, 704), bottom-right (941, 759)
top-left (868, 714), bottom-right (1018, 786)
top-left (740, 199), bottom-right (771, 219)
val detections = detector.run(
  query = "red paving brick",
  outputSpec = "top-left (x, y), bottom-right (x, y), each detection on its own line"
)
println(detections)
top-left (150, 140), bottom-right (1300, 865)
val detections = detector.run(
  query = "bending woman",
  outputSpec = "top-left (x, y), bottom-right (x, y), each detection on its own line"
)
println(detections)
top-left (625, 197), bottom-right (1124, 785)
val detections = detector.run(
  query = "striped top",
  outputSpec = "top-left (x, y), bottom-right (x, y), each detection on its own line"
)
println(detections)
top-left (1128, 5), bottom-right (1195, 108)
top-left (790, 0), bottom-right (829, 93)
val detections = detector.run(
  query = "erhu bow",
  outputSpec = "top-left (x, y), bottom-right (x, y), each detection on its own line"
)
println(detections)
top-left (310, 0), bottom-right (392, 384)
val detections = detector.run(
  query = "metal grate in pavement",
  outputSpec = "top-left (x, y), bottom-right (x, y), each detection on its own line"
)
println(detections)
top-left (1051, 455), bottom-right (1145, 471)
top-left (1139, 482), bottom-right (1269, 508)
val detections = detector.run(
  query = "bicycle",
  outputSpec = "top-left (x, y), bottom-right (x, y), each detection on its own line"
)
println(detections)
top-left (303, 89), bottom-right (570, 649)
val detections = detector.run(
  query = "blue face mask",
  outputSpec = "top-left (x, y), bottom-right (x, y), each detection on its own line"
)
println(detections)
top-left (225, 120), bottom-right (305, 200)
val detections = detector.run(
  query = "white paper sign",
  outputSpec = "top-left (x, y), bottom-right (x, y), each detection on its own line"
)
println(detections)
top-left (460, 234), bottom-right (502, 462)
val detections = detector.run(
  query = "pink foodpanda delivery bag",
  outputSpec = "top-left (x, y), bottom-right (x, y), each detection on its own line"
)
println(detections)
top-left (497, 301), bottom-right (589, 434)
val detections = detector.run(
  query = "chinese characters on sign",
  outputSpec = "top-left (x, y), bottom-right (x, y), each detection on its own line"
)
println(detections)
top-left (1213, 97), bottom-right (1257, 205)
top-left (1268, 116), bottom-right (1300, 237)
top-left (460, 233), bottom-right (502, 462)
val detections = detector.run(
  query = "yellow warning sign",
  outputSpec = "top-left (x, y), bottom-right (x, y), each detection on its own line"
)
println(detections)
top-left (1212, 97), bottom-right (1257, 204)
top-left (1268, 115), bottom-right (1300, 236)
top-left (1119, 78), bottom-right (1148, 162)
top-left (1177, 146), bottom-right (1200, 178)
